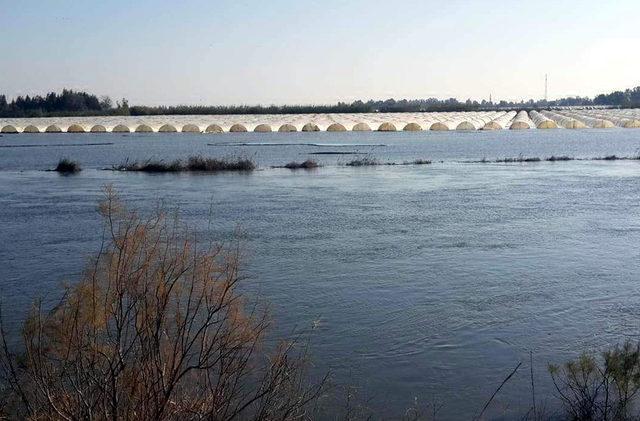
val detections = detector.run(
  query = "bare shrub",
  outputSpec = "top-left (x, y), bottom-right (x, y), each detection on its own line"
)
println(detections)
top-left (0, 186), bottom-right (324, 420)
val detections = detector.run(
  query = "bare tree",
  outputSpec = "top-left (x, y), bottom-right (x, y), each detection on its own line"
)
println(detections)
top-left (99, 95), bottom-right (113, 110)
top-left (0, 186), bottom-right (325, 420)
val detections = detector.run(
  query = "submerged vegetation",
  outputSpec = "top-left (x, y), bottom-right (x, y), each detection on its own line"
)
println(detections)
top-left (345, 157), bottom-right (380, 167)
top-left (466, 155), bottom-right (640, 164)
top-left (113, 156), bottom-right (256, 172)
top-left (404, 159), bottom-right (432, 165)
top-left (54, 158), bottom-right (81, 173)
top-left (49, 154), bottom-right (640, 177)
top-left (591, 155), bottom-right (640, 161)
top-left (547, 156), bottom-right (574, 162)
top-left (344, 157), bottom-right (432, 167)
top-left (185, 156), bottom-right (256, 171)
top-left (282, 159), bottom-right (320, 169)
top-left (495, 156), bottom-right (542, 163)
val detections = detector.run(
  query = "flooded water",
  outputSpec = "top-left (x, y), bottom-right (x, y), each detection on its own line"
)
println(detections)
top-left (2, 129), bottom-right (640, 419)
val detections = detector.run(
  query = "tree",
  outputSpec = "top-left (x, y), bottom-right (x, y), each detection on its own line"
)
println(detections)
top-left (99, 95), bottom-right (113, 110)
top-left (115, 97), bottom-right (130, 115)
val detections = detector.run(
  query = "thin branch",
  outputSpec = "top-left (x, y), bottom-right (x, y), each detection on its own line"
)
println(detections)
top-left (475, 362), bottom-right (522, 421)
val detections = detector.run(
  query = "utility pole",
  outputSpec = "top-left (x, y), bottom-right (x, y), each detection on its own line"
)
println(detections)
top-left (544, 74), bottom-right (548, 102)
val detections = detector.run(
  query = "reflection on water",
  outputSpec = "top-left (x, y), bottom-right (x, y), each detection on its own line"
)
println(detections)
top-left (1, 130), bottom-right (640, 418)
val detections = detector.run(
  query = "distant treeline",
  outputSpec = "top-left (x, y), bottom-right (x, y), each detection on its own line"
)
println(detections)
top-left (0, 90), bottom-right (129, 118)
top-left (593, 86), bottom-right (640, 107)
top-left (2, 86), bottom-right (640, 118)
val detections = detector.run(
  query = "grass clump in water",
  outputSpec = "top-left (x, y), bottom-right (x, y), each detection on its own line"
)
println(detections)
top-left (283, 159), bottom-right (320, 170)
top-left (186, 156), bottom-right (256, 171)
top-left (113, 156), bottom-right (255, 172)
top-left (495, 156), bottom-right (541, 163)
top-left (346, 157), bottom-right (379, 167)
top-left (464, 157), bottom-right (490, 164)
top-left (403, 159), bottom-right (432, 165)
top-left (54, 158), bottom-right (81, 174)
top-left (595, 155), bottom-right (624, 161)
top-left (547, 156), bottom-right (574, 162)
top-left (591, 155), bottom-right (640, 161)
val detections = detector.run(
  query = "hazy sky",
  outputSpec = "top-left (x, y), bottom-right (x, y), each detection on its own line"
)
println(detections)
top-left (1, 0), bottom-right (638, 105)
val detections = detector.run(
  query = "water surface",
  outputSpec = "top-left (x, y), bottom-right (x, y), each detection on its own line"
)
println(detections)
top-left (1, 129), bottom-right (640, 419)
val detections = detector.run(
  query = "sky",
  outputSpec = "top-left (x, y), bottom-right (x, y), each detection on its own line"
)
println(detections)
top-left (1, 0), bottom-right (639, 105)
